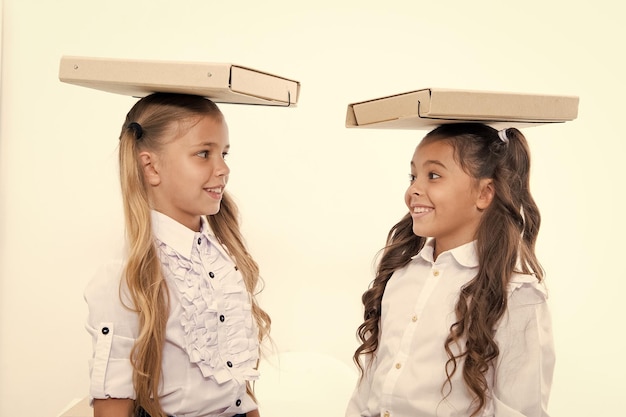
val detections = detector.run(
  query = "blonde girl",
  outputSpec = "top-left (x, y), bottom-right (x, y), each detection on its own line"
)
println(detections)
top-left (85, 93), bottom-right (270, 417)
top-left (347, 123), bottom-right (555, 417)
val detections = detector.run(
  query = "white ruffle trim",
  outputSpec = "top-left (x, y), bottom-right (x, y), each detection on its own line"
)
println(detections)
top-left (158, 240), bottom-right (260, 383)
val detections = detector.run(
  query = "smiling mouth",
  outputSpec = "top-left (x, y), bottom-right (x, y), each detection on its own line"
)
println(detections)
top-left (205, 187), bottom-right (224, 194)
top-left (412, 206), bottom-right (433, 214)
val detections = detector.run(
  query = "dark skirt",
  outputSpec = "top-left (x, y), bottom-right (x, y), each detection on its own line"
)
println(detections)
top-left (137, 408), bottom-right (246, 417)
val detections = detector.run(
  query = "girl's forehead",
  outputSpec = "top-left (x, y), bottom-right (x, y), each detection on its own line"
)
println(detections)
top-left (164, 114), bottom-right (226, 144)
top-left (414, 139), bottom-right (454, 158)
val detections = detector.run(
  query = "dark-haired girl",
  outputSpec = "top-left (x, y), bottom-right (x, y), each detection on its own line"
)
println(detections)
top-left (347, 123), bottom-right (555, 417)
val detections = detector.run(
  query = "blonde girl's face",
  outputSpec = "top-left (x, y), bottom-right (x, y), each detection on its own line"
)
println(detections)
top-left (141, 115), bottom-right (230, 231)
top-left (405, 140), bottom-right (493, 257)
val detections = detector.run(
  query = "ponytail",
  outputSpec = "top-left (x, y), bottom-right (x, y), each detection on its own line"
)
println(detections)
top-left (119, 125), bottom-right (169, 417)
top-left (437, 124), bottom-right (542, 416)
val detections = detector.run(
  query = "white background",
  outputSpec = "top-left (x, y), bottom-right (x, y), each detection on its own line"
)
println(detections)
top-left (1, 1), bottom-right (624, 416)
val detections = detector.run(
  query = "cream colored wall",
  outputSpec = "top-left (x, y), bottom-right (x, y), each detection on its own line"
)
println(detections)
top-left (1, 1), bottom-right (623, 416)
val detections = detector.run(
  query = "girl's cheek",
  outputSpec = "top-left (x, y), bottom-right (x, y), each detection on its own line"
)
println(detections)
top-left (404, 189), bottom-right (412, 208)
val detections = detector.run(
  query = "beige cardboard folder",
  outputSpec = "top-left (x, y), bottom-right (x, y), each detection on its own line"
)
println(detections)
top-left (346, 88), bottom-right (579, 129)
top-left (59, 56), bottom-right (300, 106)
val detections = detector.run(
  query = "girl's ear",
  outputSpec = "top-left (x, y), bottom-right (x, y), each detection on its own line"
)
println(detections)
top-left (476, 178), bottom-right (495, 210)
top-left (138, 151), bottom-right (161, 186)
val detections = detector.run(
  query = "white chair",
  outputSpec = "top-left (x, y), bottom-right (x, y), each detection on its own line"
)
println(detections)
top-left (254, 350), bottom-right (358, 417)
top-left (57, 397), bottom-right (91, 417)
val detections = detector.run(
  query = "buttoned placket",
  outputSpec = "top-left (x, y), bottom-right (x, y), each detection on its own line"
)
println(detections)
top-left (198, 234), bottom-right (249, 410)
top-left (197, 235), bottom-right (226, 351)
top-left (195, 232), bottom-right (243, 384)
top-left (379, 262), bottom-right (444, 417)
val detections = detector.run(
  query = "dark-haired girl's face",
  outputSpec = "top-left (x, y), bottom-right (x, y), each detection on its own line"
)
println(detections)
top-left (405, 140), bottom-right (492, 257)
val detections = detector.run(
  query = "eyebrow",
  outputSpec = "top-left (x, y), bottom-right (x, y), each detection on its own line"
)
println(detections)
top-left (410, 159), bottom-right (447, 169)
top-left (193, 142), bottom-right (230, 150)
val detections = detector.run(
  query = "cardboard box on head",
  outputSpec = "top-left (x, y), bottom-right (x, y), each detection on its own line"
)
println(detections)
top-left (59, 55), bottom-right (300, 107)
top-left (346, 88), bottom-right (579, 130)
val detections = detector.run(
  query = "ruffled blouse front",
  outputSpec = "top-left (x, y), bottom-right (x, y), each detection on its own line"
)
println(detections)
top-left (158, 218), bottom-right (260, 384)
top-left (85, 210), bottom-right (260, 417)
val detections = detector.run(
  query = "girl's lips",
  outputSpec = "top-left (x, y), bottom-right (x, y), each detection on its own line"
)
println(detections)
top-left (412, 206), bottom-right (433, 214)
top-left (204, 187), bottom-right (224, 199)
top-left (410, 205), bottom-right (434, 217)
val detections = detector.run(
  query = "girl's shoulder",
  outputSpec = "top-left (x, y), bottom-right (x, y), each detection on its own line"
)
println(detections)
top-left (84, 258), bottom-right (139, 334)
top-left (84, 259), bottom-right (129, 306)
top-left (87, 259), bottom-right (125, 288)
top-left (507, 272), bottom-right (548, 306)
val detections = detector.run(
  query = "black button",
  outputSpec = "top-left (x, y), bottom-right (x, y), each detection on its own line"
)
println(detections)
top-left (219, 315), bottom-right (225, 322)
top-left (101, 327), bottom-right (109, 335)
top-left (209, 272), bottom-right (215, 278)
top-left (197, 237), bottom-right (201, 245)
top-left (227, 361), bottom-right (233, 367)
top-left (235, 399), bottom-right (241, 407)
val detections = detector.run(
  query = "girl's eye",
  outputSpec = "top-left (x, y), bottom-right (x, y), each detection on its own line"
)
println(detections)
top-left (222, 152), bottom-right (229, 160)
top-left (428, 172), bottom-right (441, 180)
top-left (197, 151), bottom-right (209, 159)
top-left (408, 174), bottom-right (416, 182)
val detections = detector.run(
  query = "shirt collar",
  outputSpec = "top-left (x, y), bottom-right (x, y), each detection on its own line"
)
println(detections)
top-left (151, 211), bottom-right (215, 260)
top-left (413, 238), bottom-right (479, 268)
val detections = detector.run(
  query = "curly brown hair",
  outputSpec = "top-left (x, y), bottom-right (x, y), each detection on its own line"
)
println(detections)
top-left (353, 123), bottom-right (542, 417)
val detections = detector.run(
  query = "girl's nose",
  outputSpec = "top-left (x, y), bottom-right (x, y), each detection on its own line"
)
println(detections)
top-left (216, 158), bottom-right (230, 176)
top-left (408, 180), bottom-right (422, 196)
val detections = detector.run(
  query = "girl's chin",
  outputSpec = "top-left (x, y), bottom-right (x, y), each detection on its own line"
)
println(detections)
top-left (411, 227), bottom-right (430, 238)
top-left (205, 204), bottom-right (222, 216)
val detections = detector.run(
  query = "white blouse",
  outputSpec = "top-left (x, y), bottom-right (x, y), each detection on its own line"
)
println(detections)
top-left (346, 240), bottom-right (555, 417)
top-left (85, 211), bottom-right (259, 417)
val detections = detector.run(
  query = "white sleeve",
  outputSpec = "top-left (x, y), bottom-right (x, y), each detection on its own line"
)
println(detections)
top-left (345, 358), bottom-right (374, 417)
top-left (491, 282), bottom-right (555, 417)
top-left (84, 260), bottom-right (138, 401)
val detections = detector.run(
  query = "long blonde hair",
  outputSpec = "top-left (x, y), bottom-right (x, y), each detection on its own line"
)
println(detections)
top-left (118, 93), bottom-right (271, 417)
